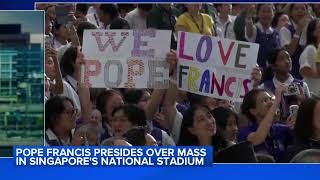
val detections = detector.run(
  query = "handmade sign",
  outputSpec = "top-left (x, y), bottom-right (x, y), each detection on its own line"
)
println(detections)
top-left (177, 31), bottom-right (259, 102)
top-left (82, 29), bottom-right (172, 88)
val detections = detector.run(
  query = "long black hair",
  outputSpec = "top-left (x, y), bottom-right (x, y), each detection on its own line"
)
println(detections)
top-left (99, 4), bottom-right (119, 21)
top-left (111, 104), bottom-right (147, 126)
top-left (96, 89), bottom-right (122, 121)
top-left (45, 96), bottom-right (74, 130)
top-left (60, 47), bottom-right (77, 77)
top-left (241, 89), bottom-right (269, 123)
top-left (306, 19), bottom-right (320, 48)
top-left (179, 105), bottom-right (227, 151)
top-left (124, 89), bottom-right (147, 104)
top-left (294, 98), bottom-right (319, 144)
top-left (271, 11), bottom-right (286, 29)
top-left (211, 107), bottom-right (238, 131)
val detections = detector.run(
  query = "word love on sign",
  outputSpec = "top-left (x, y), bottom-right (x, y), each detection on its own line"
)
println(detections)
top-left (82, 30), bottom-right (172, 89)
top-left (177, 31), bottom-right (259, 102)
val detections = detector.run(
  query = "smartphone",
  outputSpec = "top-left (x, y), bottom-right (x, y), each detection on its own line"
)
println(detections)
top-left (289, 105), bottom-right (299, 118)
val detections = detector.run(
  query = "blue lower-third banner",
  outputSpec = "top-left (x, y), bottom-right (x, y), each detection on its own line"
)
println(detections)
top-left (13, 146), bottom-right (213, 167)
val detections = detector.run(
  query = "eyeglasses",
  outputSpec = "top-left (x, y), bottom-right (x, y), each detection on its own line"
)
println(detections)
top-left (64, 108), bottom-right (77, 117)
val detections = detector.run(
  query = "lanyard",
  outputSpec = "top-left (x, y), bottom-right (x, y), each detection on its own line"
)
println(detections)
top-left (65, 76), bottom-right (78, 93)
top-left (94, 13), bottom-right (100, 27)
top-left (188, 13), bottom-right (204, 34)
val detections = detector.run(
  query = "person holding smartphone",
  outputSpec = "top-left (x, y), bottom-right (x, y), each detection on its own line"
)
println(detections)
top-left (258, 48), bottom-right (310, 121)
top-left (238, 85), bottom-right (294, 162)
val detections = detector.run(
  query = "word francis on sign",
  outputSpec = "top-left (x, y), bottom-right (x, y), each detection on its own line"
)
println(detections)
top-left (82, 29), bottom-right (172, 89)
top-left (177, 31), bottom-right (259, 102)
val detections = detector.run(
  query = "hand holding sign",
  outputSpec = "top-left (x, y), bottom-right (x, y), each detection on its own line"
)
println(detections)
top-left (251, 64), bottom-right (262, 88)
top-left (166, 50), bottom-right (178, 76)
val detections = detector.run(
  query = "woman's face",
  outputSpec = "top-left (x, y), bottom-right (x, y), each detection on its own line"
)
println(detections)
top-left (291, 4), bottom-right (307, 23)
top-left (57, 100), bottom-right (76, 131)
top-left (189, 107), bottom-right (216, 139)
top-left (137, 91), bottom-right (151, 110)
top-left (111, 109), bottom-right (133, 137)
top-left (258, 5), bottom-right (274, 27)
top-left (313, 21), bottom-right (320, 43)
top-left (45, 18), bottom-right (53, 35)
top-left (105, 93), bottom-right (124, 122)
top-left (313, 101), bottom-right (320, 136)
top-left (186, 4), bottom-right (202, 14)
top-left (277, 14), bottom-right (290, 29)
top-left (224, 115), bottom-right (238, 142)
top-left (46, 6), bottom-right (56, 21)
top-left (219, 4), bottom-right (232, 15)
top-left (251, 91), bottom-right (274, 120)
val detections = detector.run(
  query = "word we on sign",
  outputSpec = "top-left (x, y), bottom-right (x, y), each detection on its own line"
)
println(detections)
top-left (177, 31), bottom-right (259, 102)
top-left (82, 29), bottom-right (172, 89)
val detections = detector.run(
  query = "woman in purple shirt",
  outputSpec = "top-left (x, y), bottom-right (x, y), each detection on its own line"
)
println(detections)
top-left (238, 86), bottom-right (294, 162)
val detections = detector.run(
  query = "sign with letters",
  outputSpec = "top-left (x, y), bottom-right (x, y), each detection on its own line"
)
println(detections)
top-left (177, 31), bottom-right (259, 102)
top-left (82, 29), bottom-right (172, 89)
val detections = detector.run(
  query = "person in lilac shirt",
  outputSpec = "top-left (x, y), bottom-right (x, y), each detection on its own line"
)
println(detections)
top-left (238, 87), bottom-right (293, 162)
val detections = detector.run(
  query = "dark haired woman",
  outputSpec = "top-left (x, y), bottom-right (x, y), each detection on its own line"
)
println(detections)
top-left (175, 4), bottom-right (216, 36)
top-left (271, 11), bottom-right (289, 32)
top-left (285, 98), bottom-right (320, 161)
top-left (238, 85), bottom-right (293, 162)
top-left (45, 96), bottom-right (77, 146)
top-left (96, 89), bottom-right (124, 141)
top-left (299, 19), bottom-right (320, 95)
top-left (111, 104), bottom-right (147, 137)
top-left (211, 107), bottom-right (238, 145)
top-left (123, 89), bottom-right (176, 146)
top-left (98, 4), bottom-right (130, 29)
top-left (179, 105), bottom-right (228, 154)
top-left (279, 4), bottom-right (310, 79)
top-left (123, 126), bottom-right (158, 146)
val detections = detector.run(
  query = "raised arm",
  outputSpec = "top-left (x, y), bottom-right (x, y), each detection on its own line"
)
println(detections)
top-left (247, 84), bottom-right (286, 145)
top-left (68, 23), bottom-right (81, 48)
top-left (78, 82), bottom-right (91, 124)
top-left (300, 67), bottom-right (320, 78)
top-left (47, 47), bottom-right (64, 94)
top-left (144, 89), bottom-right (166, 121)
top-left (76, 48), bottom-right (91, 123)
top-left (245, 6), bottom-right (256, 41)
top-left (162, 50), bottom-right (179, 132)
top-left (251, 64), bottom-right (262, 89)
top-left (283, 16), bottom-right (310, 56)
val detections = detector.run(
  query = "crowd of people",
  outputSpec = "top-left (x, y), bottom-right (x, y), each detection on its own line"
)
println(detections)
top-left (40, 3), bottom-right (320, 163)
